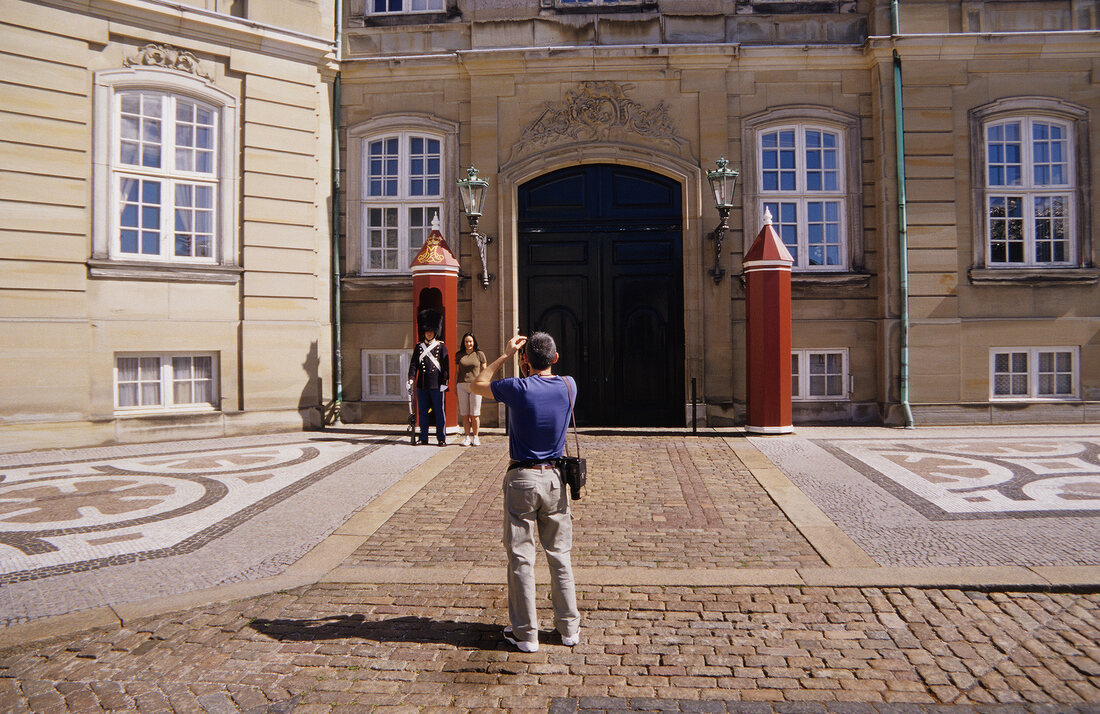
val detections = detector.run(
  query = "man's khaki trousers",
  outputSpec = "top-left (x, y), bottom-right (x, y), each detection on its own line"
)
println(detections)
top-left (503, 465), bottom-right (581, 646)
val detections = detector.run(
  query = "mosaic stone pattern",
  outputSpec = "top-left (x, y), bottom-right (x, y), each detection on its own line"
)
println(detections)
top-left (0, 442), bottom-right (380, 584)
top-left (819, 437), bottom-right (1100, 519)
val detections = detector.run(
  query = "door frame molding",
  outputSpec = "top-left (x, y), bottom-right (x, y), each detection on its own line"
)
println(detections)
top-left (498, 142), bottom-right (705, 418)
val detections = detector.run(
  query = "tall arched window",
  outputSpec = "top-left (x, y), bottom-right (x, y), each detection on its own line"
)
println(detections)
top-left (347, 115), bottom-right (458, 275)
top-left (92, 67), bottom-right (238, 278)
top-left (743, 107), bottom-right (863, 275)
top-left (969, 98), bottom-right (1091, 281)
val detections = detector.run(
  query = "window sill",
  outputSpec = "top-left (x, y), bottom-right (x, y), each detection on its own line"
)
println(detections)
top-left (990, 397), bottom-right (1081, 404)
top-left (342, 275), bottom-right (414, 289)
top-left (88, 259), bottom-right (242, 284)
top-left (968, 267), bottom-right (1100, 286)
top-left (115, 406), bottom-right (220, 418)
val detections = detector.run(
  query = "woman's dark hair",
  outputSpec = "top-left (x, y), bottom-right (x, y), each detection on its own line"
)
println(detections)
top-left (525, 332), bottom-right (556, 370)
top-left (461, 332), bottom-right (478, 353)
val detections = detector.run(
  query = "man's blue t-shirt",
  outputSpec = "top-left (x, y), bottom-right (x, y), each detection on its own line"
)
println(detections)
top-left (491, 375), bottom-right (576, 462)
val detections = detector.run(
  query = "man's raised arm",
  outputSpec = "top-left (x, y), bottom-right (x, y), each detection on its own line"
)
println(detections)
top-left (469, 335), bottom-right (526, 399)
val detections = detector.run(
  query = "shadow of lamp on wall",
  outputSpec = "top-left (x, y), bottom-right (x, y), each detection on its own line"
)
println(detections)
top-left (705, 156), bottom-right (739, 284)
top-left (456, 165), bottom-right (494, 290)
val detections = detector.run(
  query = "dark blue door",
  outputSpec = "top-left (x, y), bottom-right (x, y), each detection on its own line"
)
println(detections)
top-left (518, 164), bottom-right (684, 426)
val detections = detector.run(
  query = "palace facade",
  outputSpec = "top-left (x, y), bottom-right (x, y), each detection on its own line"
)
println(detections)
top-left (3, 0), bottom-right (1098, 449)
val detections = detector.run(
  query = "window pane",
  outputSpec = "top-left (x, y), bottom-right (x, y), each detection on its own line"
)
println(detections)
top-left (987, 121), bottom-right (1021, 187)
top-left (118, 383), bottom-right (139, 407)
top-left (408, 135), bottom-right (441, 197)
top-left (988, 196), bottom-right (1025, 265)
top-left (367, 138), bottom-right (399, 197)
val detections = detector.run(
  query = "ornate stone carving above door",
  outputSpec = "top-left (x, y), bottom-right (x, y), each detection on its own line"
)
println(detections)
top-left (513, 81), bottom-right (687, 158)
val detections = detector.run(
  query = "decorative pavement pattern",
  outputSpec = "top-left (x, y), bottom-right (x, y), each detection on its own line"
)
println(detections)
top-left (750, 431), bottom-right (1100, 569)
top-left (818, 437), bottom-right (1100, 518)
top-left (0, 441), bottom-right (380, 584)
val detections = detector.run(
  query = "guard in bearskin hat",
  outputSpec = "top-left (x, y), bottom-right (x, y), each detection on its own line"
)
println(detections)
top-left (407, 309), bottom-right (449, 445)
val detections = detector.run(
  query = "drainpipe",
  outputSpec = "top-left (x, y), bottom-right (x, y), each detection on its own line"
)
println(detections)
top-left (892, 0), bottom-right (915, 428)
top-left (329, 0), bottom-right (344, 423)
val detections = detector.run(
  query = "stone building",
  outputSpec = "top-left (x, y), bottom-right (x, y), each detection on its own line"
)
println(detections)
top-left (337, 0), bottom-right (1099, 428)
top-left (1, 0), bottom-right (337, 450)
top-left (2, 0), bottom-right (1098, 449)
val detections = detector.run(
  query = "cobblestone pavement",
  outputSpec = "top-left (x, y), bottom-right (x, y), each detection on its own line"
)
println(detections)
top-left (347, 435), bottom-right (824, 571)
top-left (0, 426), bottom-right (1098, 712)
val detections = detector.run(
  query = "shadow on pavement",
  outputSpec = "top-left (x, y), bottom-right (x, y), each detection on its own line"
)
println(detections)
top-left (248, 614), bottom-right (509, 650)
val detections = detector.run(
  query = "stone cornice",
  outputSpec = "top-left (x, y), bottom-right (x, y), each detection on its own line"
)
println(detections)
top-left (866, 31), bottom-right (1100, 60)
top-left (35, 0), bottom-right (334, 65)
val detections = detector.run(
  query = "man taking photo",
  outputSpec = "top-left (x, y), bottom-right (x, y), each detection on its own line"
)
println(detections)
top-left (470, 332), bottom-right (580, 653)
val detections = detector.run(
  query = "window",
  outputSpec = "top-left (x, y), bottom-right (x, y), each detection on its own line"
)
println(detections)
top-left (93, 67), bottom-right (238, 277)
top-left (368, 0), bottom-right (442, 13)
top-left (792, 350), bottom-right (849, 400)
top-left (984, 117), bottom-right (1075, 266)
top-left (115, 92), bottom-right (218, 261)
top-left (360, 131), bottom-right (444, 273)
top-left (362, 350), bottom-right (410, 400)
top-left (757, 125), bottom-right (847, 270)
top-left (990, 348), bottom-right (1078, 400)
top-left (115, 354), bottom-right (218, 413)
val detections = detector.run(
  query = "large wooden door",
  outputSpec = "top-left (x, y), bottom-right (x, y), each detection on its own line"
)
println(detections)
top-left (518, 165), bottom-right (684, 426)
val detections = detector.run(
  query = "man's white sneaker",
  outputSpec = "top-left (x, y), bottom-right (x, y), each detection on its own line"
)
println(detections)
top-left (503, 627), bottom-right (538, 653)
top-left (461, 435), bottom-right (471, 446)
top-left (561, 633), bottom-right (579, 647)
top-left (471, 436), bottom-right (480, 446)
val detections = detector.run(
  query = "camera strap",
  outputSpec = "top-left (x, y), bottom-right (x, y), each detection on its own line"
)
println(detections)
top-left (562, 377), bottom-right (580, 459)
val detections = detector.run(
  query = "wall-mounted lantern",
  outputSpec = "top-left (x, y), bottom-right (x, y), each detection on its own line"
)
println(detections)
top-left (456, 165), bottom-right (494, 290)
top-left (705, 156), bottom-right (739, 284)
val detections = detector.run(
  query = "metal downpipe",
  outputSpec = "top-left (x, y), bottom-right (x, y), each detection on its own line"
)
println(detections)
top-left (892, 0), bottom-right (915, 428)
top-left (329, 0), bottom-right (344, 423)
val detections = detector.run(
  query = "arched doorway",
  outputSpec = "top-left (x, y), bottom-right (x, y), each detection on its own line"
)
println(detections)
top-left (518, 164), bottom-right (684, 426)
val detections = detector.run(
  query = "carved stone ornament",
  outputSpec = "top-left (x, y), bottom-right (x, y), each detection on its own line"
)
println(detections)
top-left (516, 81), bottom-right (686, 152)
top-left (124, 43), bottom-right (211, 80)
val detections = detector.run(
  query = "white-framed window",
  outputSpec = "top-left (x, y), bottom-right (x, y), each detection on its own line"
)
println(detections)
top-left (93, 67), bottom-right (238, 273)
top-left (990, 347), bottom-right (1078, 400)
top-left (362, 350), bottom-right (410, 400)
top-left (984, 117), bottom-right (1076, 267)
top-left (115, 91), bottom-right (218, 261)
top-left (758, 125), bottom-right (846, 270)
top-left (367, 0), bottom-right (443, 14)
top-left (114, 353), bottom-right (218, 413)
top-left (361, 132), bottom-right (444, 272)
top-left (792, 349), bottom-right (849, 400)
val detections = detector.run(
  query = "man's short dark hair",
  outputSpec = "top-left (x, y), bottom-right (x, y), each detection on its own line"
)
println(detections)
top-left (525, 332), bottom-right (556, 370)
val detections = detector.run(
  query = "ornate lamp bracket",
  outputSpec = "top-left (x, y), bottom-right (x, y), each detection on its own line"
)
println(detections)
top-left (704, 156), bottom-right (739, 285)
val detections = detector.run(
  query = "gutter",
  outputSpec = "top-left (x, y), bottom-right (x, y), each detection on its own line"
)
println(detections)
top-left (892, 0), bottom-right (915, 428)
top-left (329, 0), bottom-right (344, 423)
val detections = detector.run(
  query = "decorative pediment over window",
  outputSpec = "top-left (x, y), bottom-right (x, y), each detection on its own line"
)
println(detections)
top-left (124, 43), bottom-right (211, 80)
top-left (514, 82), bottom-right (686, 156)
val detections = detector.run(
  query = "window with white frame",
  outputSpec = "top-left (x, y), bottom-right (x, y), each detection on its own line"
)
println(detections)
top-left (759, 125), bottom-right (846, 270)
top-left (360, 132), bottom-right (443, 272)
top-left (115, 353), bottom-right (218, 413)
top-left (984, 117), bottom-right (1076, 267)
top-left (93, 67), bottom-right (237, 273)
top-left (990, 347), bottom-right (1078, 400)
top-left (114, 91), bottom-right (218, 261)
top-left (362, 350), bottom-right (410, 400)
top-left (367, 0), bottom-right (443, 14)
top-left (792, 350), bottom-right (849, 400)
